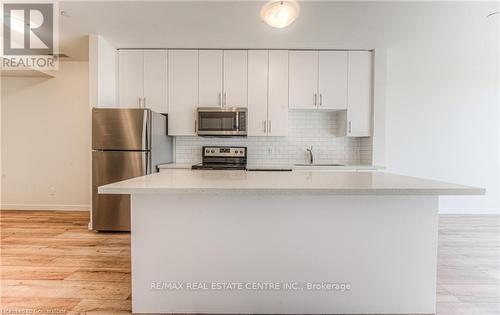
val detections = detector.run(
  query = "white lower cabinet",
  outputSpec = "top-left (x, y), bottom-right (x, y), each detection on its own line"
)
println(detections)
top-left (248, 50), bottom-right (288, 137)
top-left (167, 50), bottom-right (198, 136)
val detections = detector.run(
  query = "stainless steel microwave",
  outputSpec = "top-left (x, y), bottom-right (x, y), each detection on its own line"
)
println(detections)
top-left (196, 107), bottom-right (247, 136)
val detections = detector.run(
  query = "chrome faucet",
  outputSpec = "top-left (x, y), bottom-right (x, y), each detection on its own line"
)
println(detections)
top-left (306, 146), bottom-right (314, 164)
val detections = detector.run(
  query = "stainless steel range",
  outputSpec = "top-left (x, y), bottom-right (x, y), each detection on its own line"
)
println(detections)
top-left (192, 146), bottom-right (247, 170)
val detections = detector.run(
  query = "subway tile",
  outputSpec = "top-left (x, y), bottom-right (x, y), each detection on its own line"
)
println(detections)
top-left (175, 111), bottom-right (373, 165)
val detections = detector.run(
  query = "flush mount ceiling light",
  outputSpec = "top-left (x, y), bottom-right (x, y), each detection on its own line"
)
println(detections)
top-left (260, 1), bottom-right (300, 28)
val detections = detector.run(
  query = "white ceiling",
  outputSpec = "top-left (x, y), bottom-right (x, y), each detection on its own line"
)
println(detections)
top-left (58, 1), bottom-right (499, 61)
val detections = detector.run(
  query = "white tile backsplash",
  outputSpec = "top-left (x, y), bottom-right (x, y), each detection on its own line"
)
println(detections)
top-left (175, 111), bottom-right (373, 165)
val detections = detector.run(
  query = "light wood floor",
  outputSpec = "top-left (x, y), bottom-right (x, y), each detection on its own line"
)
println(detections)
top-left (0, 211), bottom-right (499, 315)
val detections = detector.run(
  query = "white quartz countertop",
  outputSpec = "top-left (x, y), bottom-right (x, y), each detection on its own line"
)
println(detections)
top-left (99, 169), bottom-right (484, 196)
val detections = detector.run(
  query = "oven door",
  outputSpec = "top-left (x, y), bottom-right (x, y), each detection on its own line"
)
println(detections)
top-left (197, 108), bottom-right (247, 136)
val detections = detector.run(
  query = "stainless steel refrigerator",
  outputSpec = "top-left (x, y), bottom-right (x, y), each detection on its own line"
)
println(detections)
top-left (92, 108), bottom-right (172, 231)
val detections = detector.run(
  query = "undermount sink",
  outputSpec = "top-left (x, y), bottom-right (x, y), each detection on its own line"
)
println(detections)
top-left (294, 163), bottom-right (344, 167)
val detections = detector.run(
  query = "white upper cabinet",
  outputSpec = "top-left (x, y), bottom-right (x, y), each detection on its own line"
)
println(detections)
top-left (168, 50), bottom-right (199, 136)
top-left (143, 50), bottom-right (168, 113)
top-left (116, 48), bottom-right (371, 138)
top-left (248, 50), bottom-right (269, 136)
top-left (347, 51), bottom-right (372, 137)
top-left (289, 51), bottom-right (318, 109)
top-left (268, 50), bottom-right (289, 136)
top-left (223, 50), bottom-right (247, 107)
top-left (318, 51), bottom-right (348, 110)
top-left (247, 50), bottom-right (288, 137)
top-left (118, 50), bottom-right (143, 108)
top-left (199, 50), bottom-right (223, 107)
top-left (118, 49), bottom-right (168, 113)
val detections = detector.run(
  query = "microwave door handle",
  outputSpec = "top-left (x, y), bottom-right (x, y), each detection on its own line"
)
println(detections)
top-left (235, 112), bottom-right (239, 131)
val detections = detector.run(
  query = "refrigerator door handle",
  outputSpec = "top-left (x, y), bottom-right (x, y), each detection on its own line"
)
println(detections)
top-left (142, 110), bottom-right (148, 151)
top-left (143, 152), bottom-right (148, 175)
top-left (147, 110), bottom-right (151, 150)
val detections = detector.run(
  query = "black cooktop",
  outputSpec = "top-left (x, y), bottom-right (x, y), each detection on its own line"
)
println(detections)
top-left (191, 163), bottom-right (247, 170)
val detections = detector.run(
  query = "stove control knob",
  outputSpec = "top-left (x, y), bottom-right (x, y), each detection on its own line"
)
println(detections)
top-left (211, 150), bottom-right (215, 153)
top-left (205, 149), bottom-right (209, 154)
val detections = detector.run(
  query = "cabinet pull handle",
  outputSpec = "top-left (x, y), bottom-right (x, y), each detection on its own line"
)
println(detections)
top-left (268, 120), bottom-right (272, 133)
top-left (348, 121), bottom-right (352, 133)
top-left (319, 94), bottom-right (322, 106)
top-left (223, 93), bottom-right (227, 107)
top-left (143, 97), bottom-right (147, 108)
top-left (195, 120), bottom-right (197, 133)
top-left (313, 94), bottom-right (317, 106)
top-left (138, 97), bottom-right (141, 108)
top-left (263, 120), bottom-right (267, 133)
top-left (218, 93), bottom-right (221, 107)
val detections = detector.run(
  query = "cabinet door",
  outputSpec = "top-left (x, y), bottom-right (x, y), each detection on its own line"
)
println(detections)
top-left (143, 50), bottom-right (168, 113)
top-left (168, 50), bottom-right (198, 136)
top-left (223, 50), bottom-right (247, 107)
top-left (268, 50), bottom-right (289, 137)
top-left (289, 51), bottom-right (318, 109)
top-left (199, 50), bottom-right (223, 107)
top-left (347, 51), bottom-right (372, 137)
top-left (247, 50), bottom-right (269, 136)
top-left (118, 50), bottom-right (143, 108)
top-left (318, 51), bottom-right (348, 110)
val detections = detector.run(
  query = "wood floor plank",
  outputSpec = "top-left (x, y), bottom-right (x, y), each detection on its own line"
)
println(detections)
top-left (442, 284), bottom-right (500, 304)
top-left (1, 279), bottom-right (131, 300)
top-left (64, 270), bottom-right (131, 282)
top-left (0, 266), bottom-right (78, 280)
top-left (47, 256), bottom-right (130, 269)
top-left (1, 244), bottom-right (125, 256)
top-left (70, 298), bottom-right (132, 314)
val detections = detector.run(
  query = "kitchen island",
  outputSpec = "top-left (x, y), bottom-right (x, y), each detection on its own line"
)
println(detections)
top-left (99, 170), bottom-right (483, 314)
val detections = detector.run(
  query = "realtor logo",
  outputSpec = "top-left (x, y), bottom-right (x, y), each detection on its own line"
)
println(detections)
top-left (2, 2), bottom-right (58, 70)
top-left (3, 3), bottom-right (53, 55)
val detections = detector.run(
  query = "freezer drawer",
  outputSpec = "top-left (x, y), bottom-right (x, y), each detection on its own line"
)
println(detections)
top-left (92, 108), bottom-right (149, 151)
top-left (92, 150), bottom-right (149, 231)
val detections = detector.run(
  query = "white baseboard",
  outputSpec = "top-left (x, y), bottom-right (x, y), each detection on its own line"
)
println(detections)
top-left (439, 207), bottom-right (500, 215)
top-left (0, 204), bottom-right (90, 211)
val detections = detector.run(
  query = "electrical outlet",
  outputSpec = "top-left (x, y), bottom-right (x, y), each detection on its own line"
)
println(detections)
top-left (267, 147), bottom-right (273, 156)
top-left (49, 187), bottom-right (56, 196)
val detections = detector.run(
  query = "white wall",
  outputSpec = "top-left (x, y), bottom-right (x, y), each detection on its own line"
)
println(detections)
top-left (381, 4), bottom-right (499, 213)
top-left (1, 62), bottom-right (90, 210)
top-left (89, 35), bottom-right (117, 107)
